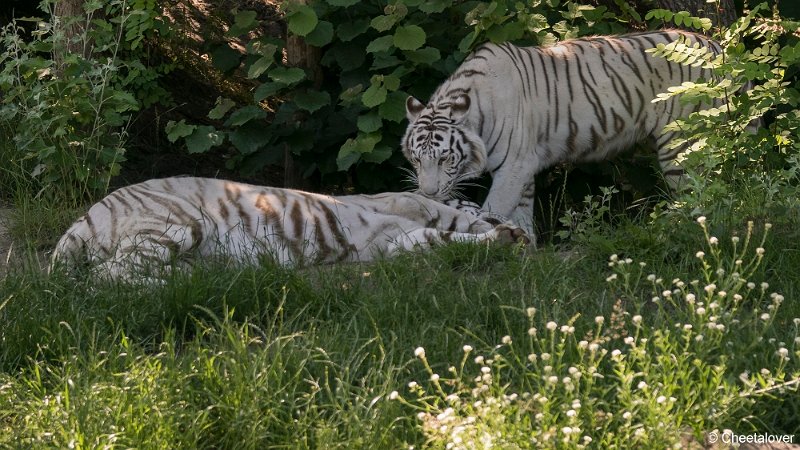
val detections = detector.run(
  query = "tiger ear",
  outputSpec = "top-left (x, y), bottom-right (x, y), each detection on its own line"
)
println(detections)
top-left (406, 96), bottom-right (425, 121)
top-left (450, 94), bottom-right (471, 123)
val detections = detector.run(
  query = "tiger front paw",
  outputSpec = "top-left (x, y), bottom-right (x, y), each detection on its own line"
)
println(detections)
top-left (494, 224), bottom-right (531, 245)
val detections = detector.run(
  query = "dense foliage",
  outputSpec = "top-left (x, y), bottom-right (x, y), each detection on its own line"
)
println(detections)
top-left (0, 0), bottom-right (170, 204)
top-left (166, 0), bottom-right (641, 191)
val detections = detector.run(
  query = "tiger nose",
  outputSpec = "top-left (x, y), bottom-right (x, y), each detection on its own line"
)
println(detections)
top-left (420, 184), bottom-right (439, 197)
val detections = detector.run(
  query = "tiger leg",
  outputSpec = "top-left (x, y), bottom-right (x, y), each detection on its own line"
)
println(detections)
top-left (95, 240), bottom-right (174, 282)
top-left (508, 180), bottom-right (537, 244)
top-left (96, 225), bottom-right (196, 281)
top-left (385, 224), bottom-right (530, 257)
top-left (380, 194), bottom-right (495, 234)
top-left (654, 131), bottom-right (688, 191)
top-left (483, 163), bottom-right (538, 237)
top-left (443, 199), bottom-right (511, 226)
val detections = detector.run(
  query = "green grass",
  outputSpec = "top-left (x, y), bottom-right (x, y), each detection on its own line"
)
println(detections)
top-left (0, 211), bottom-right (799, 449)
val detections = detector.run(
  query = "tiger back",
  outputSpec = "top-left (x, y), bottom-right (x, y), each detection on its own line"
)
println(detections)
top-left (402, 30), bottom-right (743, 235)
top-left (51, 177), bottom-right (528, 281)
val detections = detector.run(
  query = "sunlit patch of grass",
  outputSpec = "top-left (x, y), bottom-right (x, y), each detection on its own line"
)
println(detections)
top-left (0, 215), bottom-right (798, 448)
top-left (392, 220), bottom-right (800, 449)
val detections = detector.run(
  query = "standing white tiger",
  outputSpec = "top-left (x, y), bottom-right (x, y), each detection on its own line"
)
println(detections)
top-left (51, 177), bottom-right (528, 281)
top-left (403, 30), bottom-right (733, 236)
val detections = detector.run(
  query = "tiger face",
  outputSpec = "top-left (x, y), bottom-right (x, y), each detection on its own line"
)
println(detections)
top-left (402, 94), bottom-right (487, 200)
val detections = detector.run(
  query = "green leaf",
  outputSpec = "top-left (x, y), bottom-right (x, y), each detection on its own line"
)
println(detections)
top-left (226, 10), bottom-right (258, 36)
top-left (165, 120), bottom-right (195, 142)
top-left (339, 84), bottom-right (364, 104)
top-left (230, 122), bottom-right (272, 155)
top-left (404, 46), bottom-right (440, 64)
top-left (337, 148), bottom-right (361, 171)
top-left (268, 67), bottom-right (306, 84)
top-left (378, 91), bottom-right (408, 122)
top-left (362, 83), bottom-right (387, 108)
top-left (254, 82), bottom-right (286, 102)
top-left (322, 42), bottom-right (366, 71)
top-left (185, 126), bottom-right (224, 154)
top-left (382, 74), bottom-right (401, 91)
top-left (371, 53), bottom-right (402, 70)
top-left (225, 105), bottom-right (267, 127)
top-left (208, 98), bottom-right (236, 120)
top-left (327, 0), bottom-right (360, 6)
top-left (337, 132), bottom-right (382, 170)
top-left (371, 15), bottom-right (400, 32)
top-left (306, 20), bottom-right (334, 46)
top-left (361, 145), bottom-right (393, 163)
top-left (247, 55), bottom-right (274, 79)
top-left (336, 19), bottom-right (370, 42)
top-left (366, 35), bottom-right (395, 53)
top-left (293, 89), bottom-right (331, 112)
top-left (357, 112), bottom-right (382, 133)
top-left (211, 44), bottom-right (241, 72)
top-left (419, 0), bottom-right (451, 14)
top-left (393, 25), bottom-right (426, 51)
top-left (287, 5), bottom-right (318, 37)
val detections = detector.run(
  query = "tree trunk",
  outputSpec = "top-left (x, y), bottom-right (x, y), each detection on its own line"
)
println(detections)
top-left (52, 0), bottom-right (88, 67)
top-left (282, 0), bottom-right (322, 190)
top-left (52, 0), bottom-right (107, 72)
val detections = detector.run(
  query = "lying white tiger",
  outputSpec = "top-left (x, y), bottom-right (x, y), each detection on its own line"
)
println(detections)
top-left (51, 177), bottom-right (528, 280)
top-left (403, 30), bottom-right (748, 236)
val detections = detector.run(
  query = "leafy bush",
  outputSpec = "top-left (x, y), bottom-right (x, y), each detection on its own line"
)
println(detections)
top-left (0, 0), bottom-right (170, 205)
top-left (167, 0), bottom-right (635, 191)
top-left (648, 4), bottom-right (800, 220)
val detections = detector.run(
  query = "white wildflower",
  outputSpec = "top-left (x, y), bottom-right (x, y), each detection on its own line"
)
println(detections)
top-left (595, 316), bottom-right (605, 325)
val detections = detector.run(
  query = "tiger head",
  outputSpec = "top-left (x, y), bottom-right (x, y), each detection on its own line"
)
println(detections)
top-left (401, 94), bottom-right (487, 200)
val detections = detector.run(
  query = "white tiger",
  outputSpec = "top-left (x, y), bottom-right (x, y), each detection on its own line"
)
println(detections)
top-left (50, 177), bottom-right (528, 280)
top-left (403, 30), bottom-right (737, 236)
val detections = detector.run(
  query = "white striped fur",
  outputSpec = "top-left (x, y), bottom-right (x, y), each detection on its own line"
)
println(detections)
top-left (403, 30), bottom-right (730, 235)
top-left (51, 177), bottom-right (528, 280)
